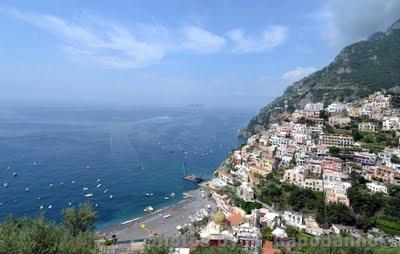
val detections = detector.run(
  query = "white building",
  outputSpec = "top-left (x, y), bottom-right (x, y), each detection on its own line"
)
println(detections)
top-left (232, 223), bottom-right (262, 251)
top-left (237, 182), bottom-right (254, 202)
top-left (283, 211), bottom-right (304, 229)
top-left (304, 102), bottom-right (324, 112)
top-left (366, 182), bottom-right (388, 194)
top-left (327, 103), bottom-right (347, 114)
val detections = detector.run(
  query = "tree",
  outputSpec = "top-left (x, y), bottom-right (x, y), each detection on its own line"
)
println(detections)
top-left (0, 211), bottom-right (97, 254)
top-left (62, 203), bottom-right (96, 236)
top-left (262, 227), bottom-right (273, 241)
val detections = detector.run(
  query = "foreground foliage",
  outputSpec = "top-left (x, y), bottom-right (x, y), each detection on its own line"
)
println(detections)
top-left (0, 203), bottom-right (97, 254)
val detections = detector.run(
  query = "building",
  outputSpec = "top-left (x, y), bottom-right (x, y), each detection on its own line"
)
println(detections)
top-left (328, 116), bottom-right (351, 127)
top-left (304, 217), bottom-right (324, 236)
top-left (283, 166), bottom-right (308, 187)
top-left (319, 135), bottom-right (354, 148)
top-left (325, 185), bottom-right (350, 207)
top-left (366, 182), bottom-right (388, 194)
top-left (304, 102), bottom-right (324, 111)
top-left (373, 165), bottom-right (397, 183)
top-left (321, 157), bottom-right (343, 172)
top-left (283, 211), bottom-right (304, 229)
top-left (382, 117), bottom-right (400, 131)
top-left (352, 152), bottom-right (377, 166)
top-left (304, 178), bottom-right (323, 192)
top-left (326, 103), bottom-right (346, 114)
top-left (250, 165), bottom-right (272, 177)
top-left (237, 182), bottom-right (254, 202)
top-left (358, 122), bottom-right (376, 132)
top-left (232, 223), bottom-right (262, 251)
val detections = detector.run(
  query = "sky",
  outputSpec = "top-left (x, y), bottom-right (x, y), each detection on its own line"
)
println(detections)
top-left (0, 0), bottom-right (400, 108)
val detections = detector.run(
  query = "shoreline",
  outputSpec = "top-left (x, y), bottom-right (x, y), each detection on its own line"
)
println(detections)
top-left (98, 188), bottom-right (215, 242)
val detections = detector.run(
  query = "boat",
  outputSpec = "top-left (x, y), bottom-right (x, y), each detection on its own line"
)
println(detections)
top-left (182, 162), bottom-right (204, 184)
top-left (145, 193), bottom-right (154, 197)
top-left (164, 197), bottom-right (170, 200)
top-left (12, 172), bottom-right (17, 177)
top-left (170, 192), bottom-right (175, 197)
top-left (25, 187), bottom-right (30, 192)
top-left (109, 194), bottom-right (113, 199)
top-left (82, 187), bottom-right (89, 191)
top-left (144, 206), bottom-right (154, 213)
top-left (84, 193), bottom-right (93, 198)
top-left (96, 184), bottom-right (102, 188)
top-left (3, 182), bottom-right (8, 188)
top-left (183, 173), bottom-right (204, 183)
top-left (104, 189), bottom-right (109, 193)
top-left (39, 205), bottom-right (44, 210)
top-left (48, 205), bottom-right (52, 209)
top-left (96, 179), bottom-right (101, 183)
top-left (163, 214), bottom-right (171, 219)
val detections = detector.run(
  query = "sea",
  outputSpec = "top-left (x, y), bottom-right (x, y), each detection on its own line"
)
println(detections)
top-left (0, 105), bottom-right (254, 230)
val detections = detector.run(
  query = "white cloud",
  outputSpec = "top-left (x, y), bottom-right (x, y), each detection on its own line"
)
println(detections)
top-left (227, 25), bottom-right (288, 53)
top-left (1, 7), bottom-right (165, 69)
top-left (281, 66), bottom-right (316, 83)
top-left (180, 26), bottom-right (226, 54)
top-left (312, 0), bottom-right (400, 47)
top-left (1, 6), bottom-right (290, 68)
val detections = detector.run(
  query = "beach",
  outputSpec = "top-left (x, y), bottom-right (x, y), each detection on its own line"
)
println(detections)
top-left (99, 188), bottom-right (216, 242)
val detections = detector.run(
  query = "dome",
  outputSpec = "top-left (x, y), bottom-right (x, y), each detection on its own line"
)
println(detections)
top-left (213, 211), bottom-right (226, 225)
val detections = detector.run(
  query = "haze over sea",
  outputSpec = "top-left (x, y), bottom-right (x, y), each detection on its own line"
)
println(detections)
top-left (0, 105), bottom-right (254, 230)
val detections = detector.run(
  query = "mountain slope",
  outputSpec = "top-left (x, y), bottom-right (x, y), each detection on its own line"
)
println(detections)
top-left (247, 19), bottom-right (400, 134)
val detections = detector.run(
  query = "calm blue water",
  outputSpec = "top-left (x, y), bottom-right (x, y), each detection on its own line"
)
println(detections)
top-left (0, 106), bottom-right (251, 230)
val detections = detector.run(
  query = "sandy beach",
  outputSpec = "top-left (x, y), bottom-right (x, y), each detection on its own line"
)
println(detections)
top-left (99, 188), bottom-right (216, 242)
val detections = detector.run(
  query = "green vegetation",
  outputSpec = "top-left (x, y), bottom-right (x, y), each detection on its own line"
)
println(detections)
top-left (0, 203), bottom-right (97, 254)
top-left (390, 154), bottom-right (400, 164)
top-left (262, 227), bottom-right (273, 241)
top-left (258, 170), bottom-right (324, 213)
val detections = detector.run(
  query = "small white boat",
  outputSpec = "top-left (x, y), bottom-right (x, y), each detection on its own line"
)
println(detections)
top-left (95, 204), bottom-right (99, 207)
top-left (3, 182), bottom-right (9, 188)
top-left (96, 179), bottom-right (101, 183)
top-left (164, 197), bottom-right (170, 200)
top-left (12, 172), bottom-right (17, 177)
top-left (96, 184), bottom-right (102, 188)
top-left (71, 180), bottom-right (75, 184)
top-left (25, 187), bottom-right (30, 192)
top-left (145, 193), bottom-right (154, 197)
top-left (170, 192), bottom-right (175, 197)
top-left (144, 206), bottom-right (154, 213)
top-left (48, 205), bottom-right (52, 209)
top-left (82, 187), bottom-right (89, 191)
top-left (84, 193), bottom-right (93, 198)
top-left (109, 194), bottom-right (113, 199)
top-left (68, 202), bottom-right (72, 206)
top-left (39, 205), bottom-right (44, 210)
top-left (163, 214), bottom-right (171, 219)
top-left (104, 189), bottom-right (109, 193)
top-left (49, 184), bottom-right (53, 187)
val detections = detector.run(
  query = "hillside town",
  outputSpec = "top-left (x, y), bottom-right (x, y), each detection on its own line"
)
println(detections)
top-left (174, 91), bottom-right (400, 253)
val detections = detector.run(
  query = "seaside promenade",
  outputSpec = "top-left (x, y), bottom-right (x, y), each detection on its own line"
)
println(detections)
top-left (99, 189), bottom-right (215, 242)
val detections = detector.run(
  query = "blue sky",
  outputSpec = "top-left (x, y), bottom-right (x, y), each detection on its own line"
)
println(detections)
top-left (1, 0), bottom-right (399, 107)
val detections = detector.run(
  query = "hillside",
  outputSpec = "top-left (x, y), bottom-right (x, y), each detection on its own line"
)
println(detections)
top-left (247, 19), bottom-right (400, 134)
